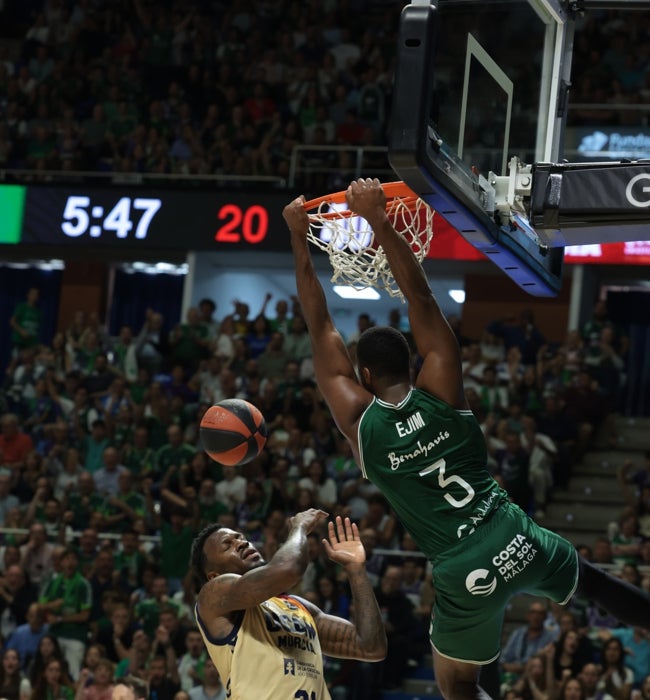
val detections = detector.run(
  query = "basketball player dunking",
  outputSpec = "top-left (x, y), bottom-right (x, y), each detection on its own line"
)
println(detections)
top-left (283, 178), bottom-right (650, 700)
top-left (191, 510), bottom-right (386, 700)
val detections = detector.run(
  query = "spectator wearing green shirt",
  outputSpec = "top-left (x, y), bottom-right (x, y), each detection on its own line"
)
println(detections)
top-left (121, 426), bottom-right (155, 481)
top-left (9, 287), bottom-right (41, 355)
top-left (38, 548), bottom-right (92, 679)
top-left (156, 506), bottom-right (195, 595)
top-left (268, 297), bottom-right (292, 335)
top-left (99, 471), bottom-right (149, 532)
top-left (195, 479), bottom-right (229, 529)
top-left (128, 367), bottom-right (152, 407)
top-left (62, 472), bottom-right (105, 532)
top-left (114, 529), bottom-right (150, 593)
top-left (134, 575), bottom-right (176, 638)
top-left (154, 425), bottom-right (196, 484)
top-left (169, 307), bottom-right (210, 372)
top-left (80, 420), bottom-right (110, 474)
top-left (275, 359), bottom-right (302, 410)
top-left (74, 528), bottom-right (99, 578)
top-left (110, 325), bottom-right (139, 383)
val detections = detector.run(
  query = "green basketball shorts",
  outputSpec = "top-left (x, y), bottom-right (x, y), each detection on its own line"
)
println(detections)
top-left (429, 500), bottom-right (579, 664)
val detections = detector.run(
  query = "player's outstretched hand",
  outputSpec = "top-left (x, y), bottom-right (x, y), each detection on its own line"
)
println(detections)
top-left (346, 178), bottom-right (386, 223)
top-left (322, 516), bottom-right (365, 567)
top-left (283, 196), bottom-right (310, 237)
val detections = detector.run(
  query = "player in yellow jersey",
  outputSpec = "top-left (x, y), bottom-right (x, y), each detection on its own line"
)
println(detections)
top-left (190, 509), bottom-right (386, 700)
top-left (283, 178), bottom-right (650, 700)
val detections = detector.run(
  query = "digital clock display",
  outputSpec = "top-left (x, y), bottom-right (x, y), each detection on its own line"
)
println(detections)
top-left (61, 196), bottom-right (162, 239)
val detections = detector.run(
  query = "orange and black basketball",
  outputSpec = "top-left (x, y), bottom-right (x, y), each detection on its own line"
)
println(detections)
top-left (200, 399), bottom-right (268, 466)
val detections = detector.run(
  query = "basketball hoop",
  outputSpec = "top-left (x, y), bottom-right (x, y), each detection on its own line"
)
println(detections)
top-left (302, 181), bottom-right (435, 300)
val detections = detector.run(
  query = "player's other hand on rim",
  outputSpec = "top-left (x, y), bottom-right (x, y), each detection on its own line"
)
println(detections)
top-left (283, 195), bottom-right (310, 237)
top-left (346, 177), bottom-right (386, 223)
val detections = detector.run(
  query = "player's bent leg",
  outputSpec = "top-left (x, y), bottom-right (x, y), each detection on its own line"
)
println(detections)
top-left (577, 555), bottom-right (650, 629)
top-left (432, 647), bottom-right (494, 700)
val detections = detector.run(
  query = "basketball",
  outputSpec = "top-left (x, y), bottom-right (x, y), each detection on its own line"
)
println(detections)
top-left (200, 399), bottom-right (268, 466)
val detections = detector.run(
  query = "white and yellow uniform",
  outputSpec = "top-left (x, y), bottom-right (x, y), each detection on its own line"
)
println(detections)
top-left (196, 594), bottom-right (331, 700)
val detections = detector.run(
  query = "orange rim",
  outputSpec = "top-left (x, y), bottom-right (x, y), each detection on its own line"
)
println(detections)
top-left (302, 180), bottom-right (420, 219)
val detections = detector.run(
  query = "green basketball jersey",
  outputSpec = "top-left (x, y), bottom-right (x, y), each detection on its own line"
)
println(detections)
top-left (357, 388), bottom-right (508, 561)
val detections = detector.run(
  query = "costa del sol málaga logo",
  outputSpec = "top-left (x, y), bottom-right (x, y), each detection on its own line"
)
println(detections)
top-left (465, 569), bottom-right (497, 596)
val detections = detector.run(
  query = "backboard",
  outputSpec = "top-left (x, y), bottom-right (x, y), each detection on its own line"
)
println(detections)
top-left (389, 0), bottom-right (650, 297)
top-left (389, 0), bottom-right (571, 295)
top-left (430, 0), bottom-right (566, 175)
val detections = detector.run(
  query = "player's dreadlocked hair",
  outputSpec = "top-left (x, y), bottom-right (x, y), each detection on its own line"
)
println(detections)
top-left (190, 523), bottom-right (224, 591)
top-left (356, 326), bottom-right (411, 380)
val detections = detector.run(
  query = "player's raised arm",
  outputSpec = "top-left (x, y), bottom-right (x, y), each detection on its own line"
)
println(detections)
top-left (283, 196), bottom-right (372, 443)
top-left (298, 516), bottom-right (387, 662)
top-left (346, 178), bottom-right (466, 409)
top-left (193, 509), bottom-right (327, 637)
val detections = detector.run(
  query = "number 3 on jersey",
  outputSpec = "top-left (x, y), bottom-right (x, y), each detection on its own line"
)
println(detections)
top-left (295, 691), bottom-right (316, 700)
top-left (419, 458), bottom-right (475, 508)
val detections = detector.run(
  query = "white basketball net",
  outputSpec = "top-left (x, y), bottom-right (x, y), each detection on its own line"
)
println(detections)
top-left (305, 193), bottom-right (435, 300)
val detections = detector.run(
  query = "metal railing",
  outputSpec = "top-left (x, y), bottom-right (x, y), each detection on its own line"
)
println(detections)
top-left (0, 168), bottom-right (287, 188)
top-left (568, 102), bottom-right (650, 116)
top-left (288, 144), bottom-right (392, 187)
top-left (0, 526), bottom-right (426, 566)
top-left (0, 526), bottom-right (161, 545)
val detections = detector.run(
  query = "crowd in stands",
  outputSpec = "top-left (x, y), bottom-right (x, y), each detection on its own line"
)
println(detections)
top-left (0, 0), bottom-right (399, 184)
top-left (499, 599), bottom-right (650, 700)
top-left (568, 10), bottom-right (650, 127)
top-left (0, 280), bottom-right (638, 699)
top-left (0, 0), bottom-right (647, 182)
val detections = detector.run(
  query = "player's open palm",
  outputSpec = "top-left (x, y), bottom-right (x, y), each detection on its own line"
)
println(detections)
top-left (323, 516), bottom-right (365, 567)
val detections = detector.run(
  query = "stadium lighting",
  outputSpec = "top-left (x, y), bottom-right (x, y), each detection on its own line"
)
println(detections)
top-left (448, 289), bottom-right (466, 304)
top-left (333, 285), bottom-right (381, 300)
